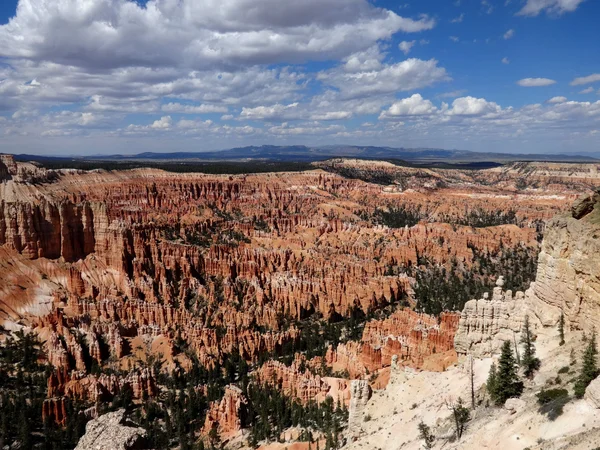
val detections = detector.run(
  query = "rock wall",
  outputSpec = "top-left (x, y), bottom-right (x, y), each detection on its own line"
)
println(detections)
top-left (527, 191), bottom-right (600, 332)
top-left (203, 385), bottom-right (248, 436)
top-left (454, 276), bottom-right (529, 357)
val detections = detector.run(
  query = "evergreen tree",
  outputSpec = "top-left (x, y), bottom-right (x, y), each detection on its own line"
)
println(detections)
top-left (486, 362), bottom-right (497, 402)
top-left (418, 421), bottom-right (435, 449)
top-left (449, 398), bottom-right (470, 440)
top-left (574, 332), bottom-right (598, 398)
top-left (490, 341), bottom-right (523, 405)
top-left (558, 312), bottom-right (565, 346)
top-left (520, 315), bottom-right (541, 378)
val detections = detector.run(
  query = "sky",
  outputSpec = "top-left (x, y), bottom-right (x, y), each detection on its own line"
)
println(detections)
top-left (0, 0), bottom-right (599, 156)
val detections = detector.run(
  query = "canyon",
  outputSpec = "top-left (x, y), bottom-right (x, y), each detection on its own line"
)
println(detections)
top-left (1, 154), bottom-right (599, 449)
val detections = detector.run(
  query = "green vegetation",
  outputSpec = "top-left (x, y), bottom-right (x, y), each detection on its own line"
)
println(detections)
top-left (0, 331), bottom-right (88, 450)
top-left (574, 332), bottom-right (598, 398)
top-left (418, 421), bottom-right (435, 449)
top-left (520, 315), bottom-right (541, 378)
top-left (33, 159), bottom-right (314, 174)
top-left (558, 312), bottom-right (565, 346)
top-left (411, 244), bottom-right (538, 315)
top-left (536, 389), bottom-right (569, 420)
top-left (488, 341), bottom-right (524, 406)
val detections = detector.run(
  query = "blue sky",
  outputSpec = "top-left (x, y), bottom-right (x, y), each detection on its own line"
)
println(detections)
top-left (0, 0), bottom-right (599, 155)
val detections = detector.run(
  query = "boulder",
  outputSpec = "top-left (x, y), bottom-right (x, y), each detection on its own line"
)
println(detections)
top-left (504, 398), bottom-right (526, 414)
top-left (75, 409), bottom-right (146, 450)
top-left (584, 376), bottom-right (600, 408)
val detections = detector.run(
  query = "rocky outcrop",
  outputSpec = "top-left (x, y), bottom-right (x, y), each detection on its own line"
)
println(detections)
top-left (327, 309), bottom-right (459, 376)
top-left (527, 189), bottom-right (600, 331)
top-left (203, 385), bottom-right (248, 436)
top-left (74, 409), bottom-right (147, 450)
top-left (346, 380), bottom-right (372, 441)
top-left (585, 376), bottom-right (600, 408)
top-left (454, 276), bottom-right (530, 357)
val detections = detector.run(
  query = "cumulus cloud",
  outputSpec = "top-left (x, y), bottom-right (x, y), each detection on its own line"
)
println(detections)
top-left (240, 103), bottom-right (300, 120)
top-left (448, 96), bottom-right (502, 116)
top-left (150, 116), bottom-right (173, 129)
top-left (399, 41), bottom-right (416, 55)
top-left (450, 13), bottom-right (464, 23)
top-left (517, 78), bottom-right (557, 87)
top-left (570, 73), bottom-right (600, 86)
top-left (503, 29), bottom-right (515, 40)
top-left (518, 0), bottom-right (587, 16)
top-left (548, 96), bottom-right (567, 104)
top-left (0, 0), bottom-right (435, 71)
top-left (579, 87), bottom-right (595, 94)
top-left (502, 57), bottom-right (510, 64)
top-left (318, 58), bottom-right (450, 100)
top-left (380, 94), bottom-right (437, 118)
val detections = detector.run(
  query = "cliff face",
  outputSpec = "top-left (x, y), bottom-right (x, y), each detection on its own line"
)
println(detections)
top-left (527, 191), bottom-right (600, 331)
top-left (454, 276), bottom-right (529, 357)
top-left (327, 309), bottom-right (459, 377)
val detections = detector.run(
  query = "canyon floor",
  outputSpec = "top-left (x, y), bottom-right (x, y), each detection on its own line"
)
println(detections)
top-left (1, 154), bottom-right (600, 450)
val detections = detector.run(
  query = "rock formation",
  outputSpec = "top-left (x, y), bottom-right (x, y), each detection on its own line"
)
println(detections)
top-left (527, 189), bottom-right (600, 332)
top-left (346, 380), bottom-right (372, 441)
top-left (203, 385), bottom-right (248, 436)
top-left (585, 376), bottom-right (600, 409)
top-left (454, 276), bottom-right (529, 356)
top-left (0, 155), bottom-right (593, 444)
top-left (74, 409), bottom-right (147, 450)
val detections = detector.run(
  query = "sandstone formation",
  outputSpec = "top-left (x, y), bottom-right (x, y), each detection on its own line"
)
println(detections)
top-left (527, 190), bottom-right (600, 332)
top-left (454, 276), bottom-right (530, 356)
top-left (0, 155), bottom-right (593, 444)
top-left (203, 385), bottom-right (248, 437)
top-left (74, 409), bottom-right (147, 450)
top-left (584, 375), bottom-right (600, 409)
top-left (346, 379), bottom-right (372, 441)
top-left (327, 309), bottom-right (459, 377)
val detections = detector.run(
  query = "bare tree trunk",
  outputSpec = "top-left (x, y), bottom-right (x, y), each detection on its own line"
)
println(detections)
top-left (469, 355), bottom-right (475, 409)
top-left (513, 331), bottom-right (521, 365)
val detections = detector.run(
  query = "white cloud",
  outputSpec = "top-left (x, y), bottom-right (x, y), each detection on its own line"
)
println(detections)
top-left (502, 57), bottom-right (510, 64)
top-left (448, 96), bottom-right (502, 116)
top-left (399, 41), bottom-right (416, 55)
top-left (450, 13), bottom-right (464, 23)
top-left (150, 116), bottom-right (173, 130)
top-left (548, 96), bottom-right (567, 104)
top-left (311, 111), bottom-right (353, 120)
top-left (517, 78), bottom-right (557, 87)
top-left (503, 29), bottom-right (515, 40)
top-left (240, 103), bottom-right (300, 120)
top-left (518, 0), bottom-right (587, 16)
top-left (161, 103), bottom-right (228, 114)
top-left (570, 73), bottom-right (600, 86)
top-left (0, 0), bottom-right (435, 71)
top-left (318, 58), bottom-right (450, 100)
top-left (580, 87), bottom-right (595, 94)
top-left (380, 94), bottom-right (437, 118)
top-left (450, 36), bottom-right (460, 42)
top-left (221, 114), bottom-right (234, 120)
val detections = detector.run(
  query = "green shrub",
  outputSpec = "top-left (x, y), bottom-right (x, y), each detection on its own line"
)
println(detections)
top-left (536, 388), bottom-right (570, 420)
top-left (558, 366), bottom-right (570, 374)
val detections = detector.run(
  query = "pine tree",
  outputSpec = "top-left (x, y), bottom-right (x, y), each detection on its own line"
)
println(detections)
top-left (574, 332), bottom-right (598, 398)
top-left (486, 362), bottom-right (498, 402)
top-left (558, 312), bottom-right (565, 346)
top-left (520, 315), bottom-right (540, 378)
top-left (490, 341), bottom-right (523, 406)
top-left (418, 421), bottom-right (435, 449)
